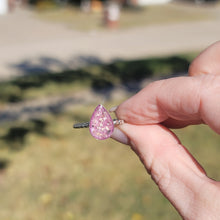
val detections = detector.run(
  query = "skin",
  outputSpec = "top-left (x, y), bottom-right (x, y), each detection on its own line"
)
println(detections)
top-left (111, 41), bottom-right (220, 219)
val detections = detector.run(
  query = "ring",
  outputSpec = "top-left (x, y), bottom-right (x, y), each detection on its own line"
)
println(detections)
top-left (73, 104), bottom-right (124, 140)
top-left (73, 119), bottom-right (124, 128)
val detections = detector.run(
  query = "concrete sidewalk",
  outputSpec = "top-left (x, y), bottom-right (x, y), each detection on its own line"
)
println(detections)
top-left (0, 7), bottom-right (220, 80)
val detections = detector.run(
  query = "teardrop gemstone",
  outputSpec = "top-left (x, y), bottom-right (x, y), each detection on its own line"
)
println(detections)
top-left (89, 104), bottom-right (114, 140)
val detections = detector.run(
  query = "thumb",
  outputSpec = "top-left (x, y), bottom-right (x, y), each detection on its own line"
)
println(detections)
top-left (189, 41), bottom-right (220, 76)
top-left (112, 123), bottom-right (220, 219)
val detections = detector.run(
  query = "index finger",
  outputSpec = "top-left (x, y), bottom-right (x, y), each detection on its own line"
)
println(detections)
top-left (115, 74), bottom-right (220, 134)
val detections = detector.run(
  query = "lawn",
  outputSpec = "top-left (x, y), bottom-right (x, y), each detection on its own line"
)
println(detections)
top-left (35, 2), bottom-right (217, 31)
top-left (0, 53), bottom-right (220, 220)
top-left (0, 53), bottom-right (195, 105)
top-left (0, 105), bottom-right (220, 220)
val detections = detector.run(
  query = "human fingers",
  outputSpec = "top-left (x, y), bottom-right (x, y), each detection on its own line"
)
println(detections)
top-left (115, 74), bottom-right (220, 134)
top-left (189, 41), bottom-right (220, 76)
top-left (111, 123), bottom-right (220, 219)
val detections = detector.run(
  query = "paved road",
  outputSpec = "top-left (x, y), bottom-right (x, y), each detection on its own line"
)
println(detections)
top-left (0, 6), bottom-right (220, 80)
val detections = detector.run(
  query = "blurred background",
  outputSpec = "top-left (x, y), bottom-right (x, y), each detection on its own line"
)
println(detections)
top-left (0, 0), bottom-right (220, 219)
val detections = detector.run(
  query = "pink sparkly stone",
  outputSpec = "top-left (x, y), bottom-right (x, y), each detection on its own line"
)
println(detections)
top-left (89, 104), bottom-right (114, 140)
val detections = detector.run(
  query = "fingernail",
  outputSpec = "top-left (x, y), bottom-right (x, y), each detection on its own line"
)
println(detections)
top-left (111, 127), bottom-right (129, 145)
top-left (109, 106), bottom-right (118, 112)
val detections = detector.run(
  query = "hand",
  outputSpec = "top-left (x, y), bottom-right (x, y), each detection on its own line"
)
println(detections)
top-left (111, 41), bottom-right (220, 220)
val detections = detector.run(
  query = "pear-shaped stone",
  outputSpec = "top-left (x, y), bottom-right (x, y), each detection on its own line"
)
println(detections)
top-left (89, 104), bottom-right (114, 140)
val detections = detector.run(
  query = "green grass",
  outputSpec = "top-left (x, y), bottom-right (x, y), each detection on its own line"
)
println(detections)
top-left (0, 104), bottom-right (220, 219)
top-left (175, 124), bottom-right (220, 181)
top-left (120, 3), bottom-right (213, 29)
top-left (1, 52), bottom-right (220, 219)
top-left (0, 105), bottom-right (180, 220)
top-left (0, 53), bottom-right (197, 105)
top-left (35, 2), bottom-right (216, 31)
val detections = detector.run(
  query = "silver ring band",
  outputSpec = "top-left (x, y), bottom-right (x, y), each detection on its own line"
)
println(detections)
top-left (73, 119), bottom-right (124, 129)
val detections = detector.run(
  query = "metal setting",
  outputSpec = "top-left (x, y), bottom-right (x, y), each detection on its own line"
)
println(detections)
top-left (73, 119), bottom-right (124, 129)
top-left (73, 122), bottom-right (89, 129)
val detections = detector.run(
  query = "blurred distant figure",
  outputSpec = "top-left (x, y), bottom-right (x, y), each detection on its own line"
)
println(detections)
top-left (8, 0), bottom-right (27, 11)
top-left (9, 0), bottom-right (16, 11)
top-left (104, 1), bottom-right (120, 29)
top-left (80, 0), bottom-right (91, 12)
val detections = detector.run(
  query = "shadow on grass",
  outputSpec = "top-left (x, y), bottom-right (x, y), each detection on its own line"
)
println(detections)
top-left (1, 119), bottom-right (47, 151)
top-left (0, 158), bottom-right (10, 171)
top-left (2, 54), bottom-right (191, 104)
